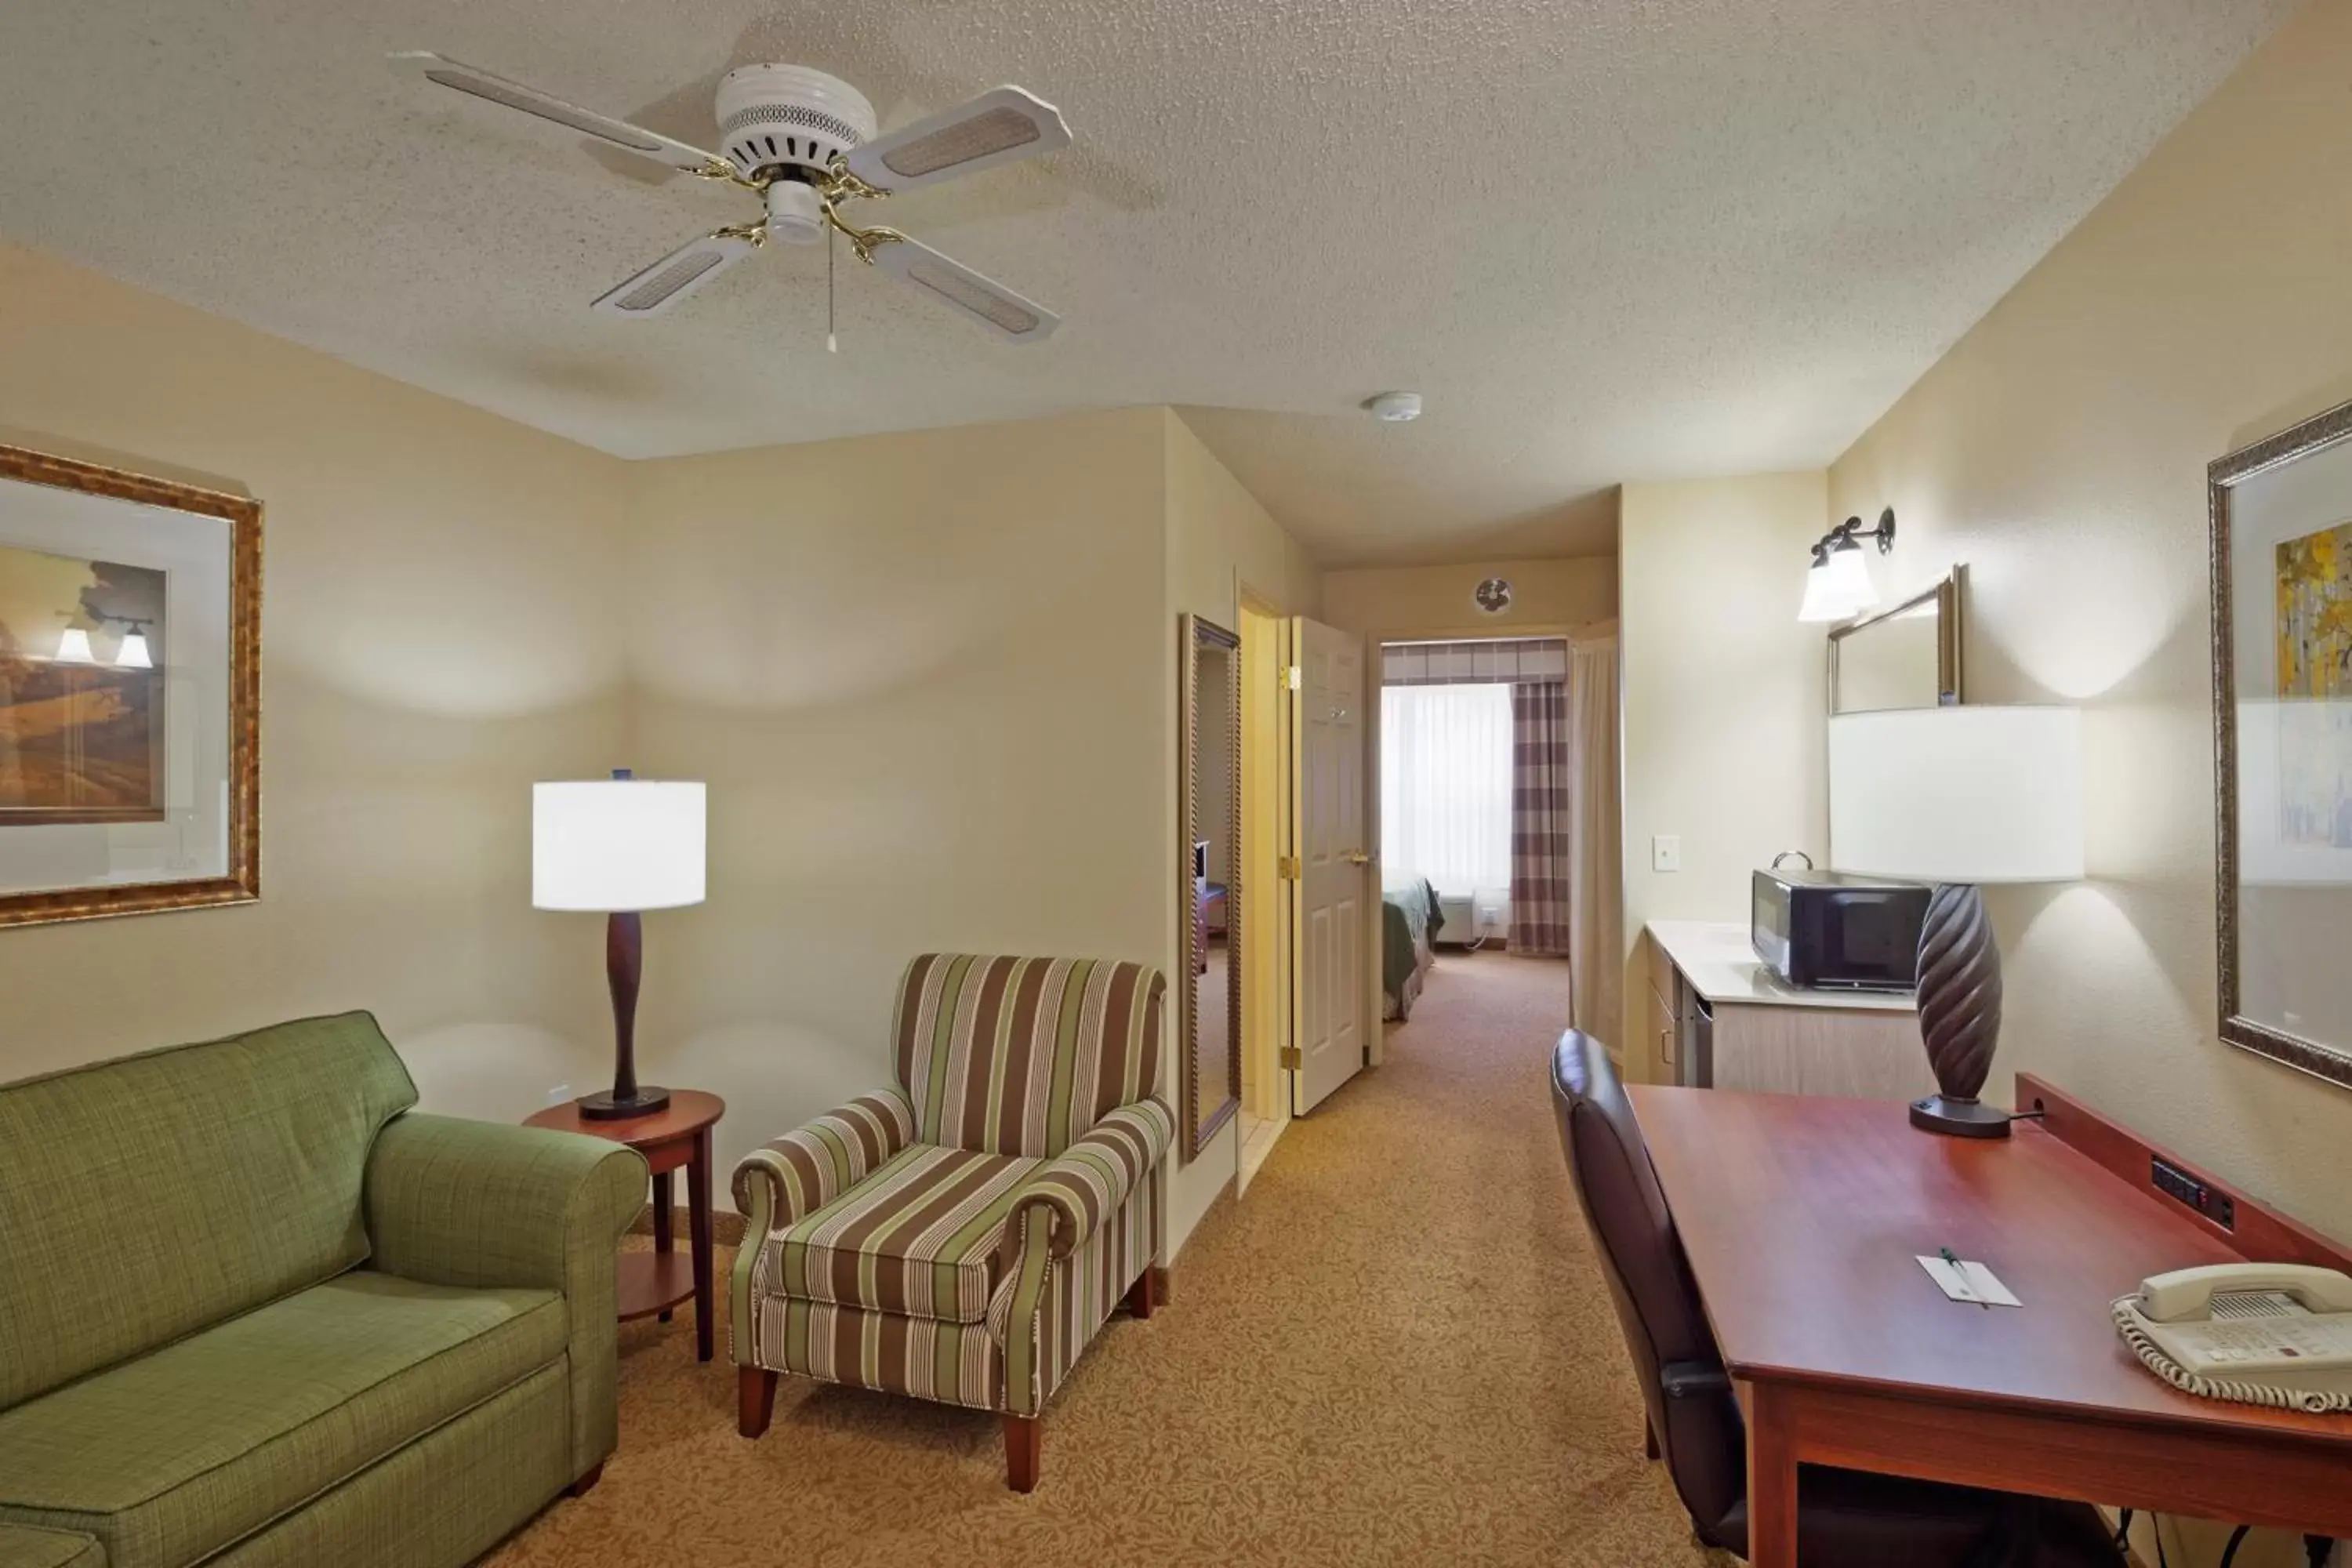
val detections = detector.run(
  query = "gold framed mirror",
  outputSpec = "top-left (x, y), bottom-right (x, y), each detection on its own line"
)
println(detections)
top-left (1180, 612), bottom-right (1242, 1159)
top-left (1828, 564), bottom-right (1965, 713)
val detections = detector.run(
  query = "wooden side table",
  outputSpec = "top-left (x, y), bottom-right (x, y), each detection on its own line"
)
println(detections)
top-left (527, 1089), bottom-right (725, 1362)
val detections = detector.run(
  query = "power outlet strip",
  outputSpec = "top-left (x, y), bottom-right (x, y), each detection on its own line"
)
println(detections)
top-left (2151, 1154), bottom-right (2236, 1231)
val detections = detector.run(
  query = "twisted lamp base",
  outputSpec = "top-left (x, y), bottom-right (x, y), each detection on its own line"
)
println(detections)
top-left (1910, 883), bottom-right (2012, 1139)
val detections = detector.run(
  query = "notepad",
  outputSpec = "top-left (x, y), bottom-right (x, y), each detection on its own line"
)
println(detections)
top-left (1917, 1254), bottom-right (2023, 1308)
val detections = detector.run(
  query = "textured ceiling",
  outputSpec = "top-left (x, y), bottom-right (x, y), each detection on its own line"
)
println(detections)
top-left (0, 2), bottom-right (2293, 564)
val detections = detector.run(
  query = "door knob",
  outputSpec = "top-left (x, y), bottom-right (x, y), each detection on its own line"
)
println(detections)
top-left (1344, 851), bottom-right (1372, 866)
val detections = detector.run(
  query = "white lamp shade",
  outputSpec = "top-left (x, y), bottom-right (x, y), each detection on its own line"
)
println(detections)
top-left (532, 779), bottom-right (706, 911)
top-left (1828, 706), bottom-right (2083, 884)
top-left (1797, 546), bottom-right (1880, 622)
top-left (52, 627), bottom-right (95, 663)
top-left (114, 630), bottom-right (153, 670)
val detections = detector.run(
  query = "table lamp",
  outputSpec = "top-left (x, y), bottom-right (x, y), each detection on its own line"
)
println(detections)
top-left (533, 769), bottom-right (706, 1120)
top-left (1828, 706), bottom-right (2082, 1138)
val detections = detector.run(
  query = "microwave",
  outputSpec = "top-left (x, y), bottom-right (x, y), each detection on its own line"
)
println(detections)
top-left (1751, 869), bottom-right (1930, 993)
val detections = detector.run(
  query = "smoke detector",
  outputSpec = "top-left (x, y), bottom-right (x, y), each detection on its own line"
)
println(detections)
top-left (1367, 390), bottom-right (1423, 423)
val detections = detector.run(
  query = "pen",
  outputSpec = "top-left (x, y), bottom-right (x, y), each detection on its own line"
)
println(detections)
top-left (1942, 1247), bottom-right (1991, 1309)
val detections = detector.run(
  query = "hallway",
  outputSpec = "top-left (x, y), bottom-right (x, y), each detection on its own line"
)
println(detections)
top-left (492, 951), bottom-right (1708, 1566)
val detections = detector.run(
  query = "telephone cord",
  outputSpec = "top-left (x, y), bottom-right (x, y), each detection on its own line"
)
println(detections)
top-left (2111, 1298), bottom-right (2352, 1414)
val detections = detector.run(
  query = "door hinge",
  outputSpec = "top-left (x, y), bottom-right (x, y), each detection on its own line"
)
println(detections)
top-left (1282, 664), bottom-right (1302, 691)
top-left (1279, 1045), bottom-right (1302, 1071)
top-left (1276, 855), bottom-right (1301, 880)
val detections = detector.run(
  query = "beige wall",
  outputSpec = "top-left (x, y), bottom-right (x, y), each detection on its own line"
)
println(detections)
top-left (624, 407), bottom-right (1178, 1225)
top-left (1619, 474), bottom-right (1829, 1079)
top-left (1829, 8), bottom-right (2352, 1559)
top-left (1163, 410), bottom-right (1321, 1243)
top-left (621, 407), bottom-right (1316, 1258)
top-left (1321, 551), bottom-right (1617, 639)
top-left (0, 249), bottom-right (1317, 1265)
top-left (0, 242), bottom-right (628, 1117)
top-left (1831, 0), bottom-right (2352, 1216)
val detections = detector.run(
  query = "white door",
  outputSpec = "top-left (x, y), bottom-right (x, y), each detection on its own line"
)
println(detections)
top-left (1290, 617), bottom-right (1368, 1114)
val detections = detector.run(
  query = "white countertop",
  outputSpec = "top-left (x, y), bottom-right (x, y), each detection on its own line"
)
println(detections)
top-left (1646, 920), bottom-right (1918, 1013)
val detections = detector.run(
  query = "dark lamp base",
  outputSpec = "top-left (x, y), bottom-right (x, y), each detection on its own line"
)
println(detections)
top-left (1910, 1094), bottom-right (2013, 1139)
top-left (579, 1085), bottom-right (672, 1120)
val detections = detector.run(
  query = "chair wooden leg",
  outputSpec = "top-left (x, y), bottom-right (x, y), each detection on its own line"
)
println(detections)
top-left (564, 1461), bottom-right (604, 1497)
top-left (1123, 1265), bottom-right (1168, 1319)
top-left (1004, 1413), bottom-right (1042, 1494)
top-left (738, 1367), bottom-right (777, 1439)
top-left (1644, 1417), bottom-right (1660, 1460)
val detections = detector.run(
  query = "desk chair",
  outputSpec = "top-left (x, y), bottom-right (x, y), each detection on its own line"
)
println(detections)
top-left (1548, 1031), bottom-right (2120, 1568)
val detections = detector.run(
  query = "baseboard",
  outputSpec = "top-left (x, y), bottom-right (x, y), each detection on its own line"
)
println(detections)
top-left (628, 1204), bottom-right (748, 1247)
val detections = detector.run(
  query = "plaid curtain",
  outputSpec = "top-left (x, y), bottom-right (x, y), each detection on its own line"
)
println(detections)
top-left (1509, 681), bottom-right (1572, 956)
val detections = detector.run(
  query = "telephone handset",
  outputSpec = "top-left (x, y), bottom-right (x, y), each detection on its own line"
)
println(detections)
top-left (2113, 1263), bottom-right (2352, 1414)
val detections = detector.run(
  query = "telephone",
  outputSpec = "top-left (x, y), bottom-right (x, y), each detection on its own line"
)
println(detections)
top-left (2112, 1263), bottom-right (2352, 1414)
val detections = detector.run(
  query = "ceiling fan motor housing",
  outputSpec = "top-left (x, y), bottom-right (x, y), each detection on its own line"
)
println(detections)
top-left (716, 64), bottom-right (877, 187)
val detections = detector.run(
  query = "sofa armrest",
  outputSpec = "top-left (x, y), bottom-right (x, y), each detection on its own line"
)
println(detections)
top-left (729, 1087), bottom-right (917, 1233)
top-left (362, 1112), bottom-right (646, 1482)
top-left (728, 1087), bottom-right (917, 1367)
top-left (1011, 1098), bottom-right (1174, 1264)
top-left (364, 1112), bottom-right (647, 1292)
top-left (987, 1099), bottom-right (1173, 1414)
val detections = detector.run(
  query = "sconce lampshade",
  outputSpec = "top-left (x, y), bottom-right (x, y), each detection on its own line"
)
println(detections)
top-left (53, 627), bottom-right (95, 664)
top-left (114, 631), bottom-right (154, 670)
top-left (1798, 541), bottom-right (1880, 623)
top-left (532, 779), bottom-right (706, 912)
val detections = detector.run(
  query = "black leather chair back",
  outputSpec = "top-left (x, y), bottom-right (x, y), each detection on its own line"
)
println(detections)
top-left (1548, 1031), bottom-right (1744, 1537)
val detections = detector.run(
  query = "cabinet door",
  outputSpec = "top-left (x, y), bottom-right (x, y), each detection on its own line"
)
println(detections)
top-left (1711, 1004), bottom-right (1933, 1098)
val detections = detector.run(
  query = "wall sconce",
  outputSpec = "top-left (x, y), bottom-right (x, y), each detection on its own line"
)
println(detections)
top-left (114, 619), bottom-right (155, 670)
top-left (1798, 507), bottom-right (1896, 622)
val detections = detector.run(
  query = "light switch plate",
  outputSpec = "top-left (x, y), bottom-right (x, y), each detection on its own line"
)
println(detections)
top-left (1651, 835), bottom-right (1681, 873)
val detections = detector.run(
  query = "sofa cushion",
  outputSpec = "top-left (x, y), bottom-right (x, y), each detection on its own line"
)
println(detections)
top-left (0, 1012), bottom-right (419, 1411)
top-left (766, 1143), bottom-right (1043, 1323)
top-left (0, 1526), bottom-right (103, 1568)
top-left (0, 1272), bottom-right (563, 1568)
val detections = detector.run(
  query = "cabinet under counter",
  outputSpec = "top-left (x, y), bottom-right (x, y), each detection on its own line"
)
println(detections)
top-left (1641, 920), bottom-right (1933, 1101)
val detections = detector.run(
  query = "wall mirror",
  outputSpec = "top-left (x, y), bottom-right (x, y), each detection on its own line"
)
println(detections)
top-left (1179, 612), bottom-right (1242, 1159)
top-left (1829, 564), bottom-right (1966, 713)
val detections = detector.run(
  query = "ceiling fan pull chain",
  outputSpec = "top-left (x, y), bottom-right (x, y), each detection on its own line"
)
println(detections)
top-left (828, 222), bottom-right (837, 354)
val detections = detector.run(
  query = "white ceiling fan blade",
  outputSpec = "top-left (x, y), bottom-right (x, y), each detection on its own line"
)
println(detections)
top-left (869, 235), bottom-right (1059, 343)
top-left (391, 51), bottom-right (727, 175)
top-left (591, 232), bottom-right (759, 318)
top-left (842, 86), bottom-right (1072, 193)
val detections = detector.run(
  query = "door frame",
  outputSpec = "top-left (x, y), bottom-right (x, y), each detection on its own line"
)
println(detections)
top-left (1362, 620), bottom-right (1588, 1061)
top-left (1237, 591), bottom-right (1294, 1134)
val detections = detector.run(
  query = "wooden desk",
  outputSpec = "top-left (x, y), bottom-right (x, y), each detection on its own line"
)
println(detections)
top-left (1629, 1076), bottom-right (2352, 1568)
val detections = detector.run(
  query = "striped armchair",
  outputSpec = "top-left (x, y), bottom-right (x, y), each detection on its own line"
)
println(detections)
top-left (731, 954), bottom-right (1173, 1491)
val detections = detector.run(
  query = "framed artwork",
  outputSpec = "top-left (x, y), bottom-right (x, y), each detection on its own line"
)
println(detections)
top-left (0, 444), bottom-right (260, 928)
top-left (2210, 400), bottom-right (2352, 1090)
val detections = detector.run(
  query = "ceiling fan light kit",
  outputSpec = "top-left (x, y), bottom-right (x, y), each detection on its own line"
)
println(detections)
top-left (394, 50), bottom-right (1071, 343)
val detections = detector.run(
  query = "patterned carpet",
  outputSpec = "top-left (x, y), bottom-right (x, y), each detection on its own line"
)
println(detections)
top-left (487, 951), bottom-right (1718, 1567)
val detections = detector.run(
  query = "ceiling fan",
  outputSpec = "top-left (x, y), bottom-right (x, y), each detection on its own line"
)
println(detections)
top-left (390, 51), bottom-right (1072, 343)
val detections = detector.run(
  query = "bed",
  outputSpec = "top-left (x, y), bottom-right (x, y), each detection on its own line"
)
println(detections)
top-left (1381, 873), bottom-right (1444, 1021)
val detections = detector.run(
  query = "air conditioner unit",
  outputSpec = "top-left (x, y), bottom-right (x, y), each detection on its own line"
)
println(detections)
top-left (1437, 891), bottom-right (1508, 946)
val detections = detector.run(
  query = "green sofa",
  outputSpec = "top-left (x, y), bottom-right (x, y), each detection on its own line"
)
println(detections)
top-left (0, 1013), bottom-right (647, 1568)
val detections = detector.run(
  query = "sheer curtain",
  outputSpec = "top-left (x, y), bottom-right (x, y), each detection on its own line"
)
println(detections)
top-left (1380, 684), bottom-right (1513, 902)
